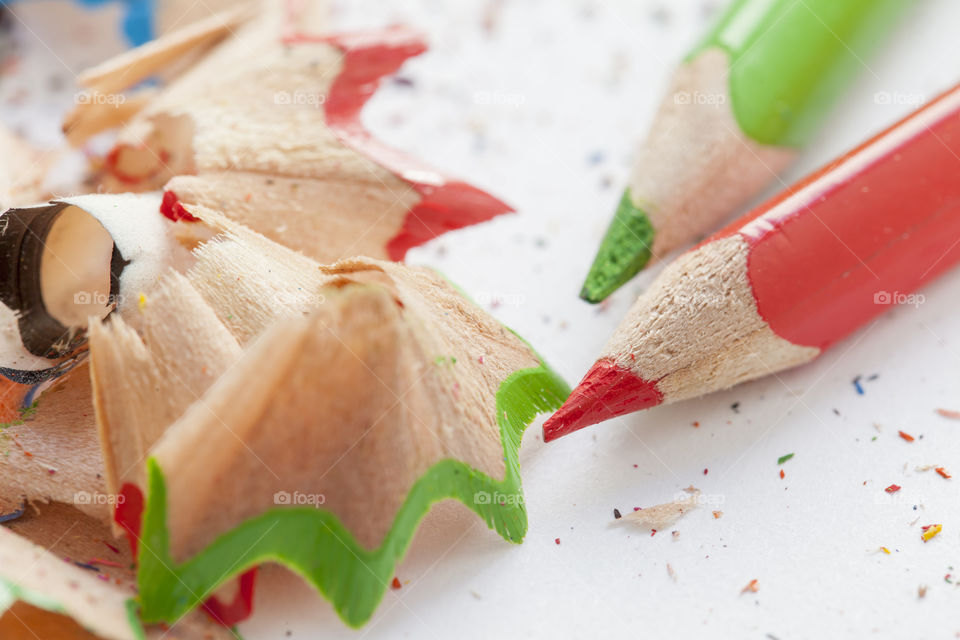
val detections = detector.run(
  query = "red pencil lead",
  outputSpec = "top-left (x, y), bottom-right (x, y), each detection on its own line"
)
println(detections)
top-left (543, 359), bottom-right (662, 441)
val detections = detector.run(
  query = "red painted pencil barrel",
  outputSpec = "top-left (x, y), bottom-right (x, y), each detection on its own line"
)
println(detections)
top-left (722, 81), bottom-right (960, 350)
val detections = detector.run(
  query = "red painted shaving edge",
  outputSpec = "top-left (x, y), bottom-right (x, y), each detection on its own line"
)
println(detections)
top-left (201, 568), bottom-right (258, 627)
top-left (289, 26), bottom-right (513, 260)
top-left (160, 190), bottom-right (199, 222)
top-left (115, 483), bottom-right (144, 557)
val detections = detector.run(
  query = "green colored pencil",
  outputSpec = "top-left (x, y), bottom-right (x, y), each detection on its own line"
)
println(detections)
top-left (580, 0), bottom-right (909, 303)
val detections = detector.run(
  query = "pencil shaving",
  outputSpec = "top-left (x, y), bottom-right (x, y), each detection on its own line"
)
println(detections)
top-left (146, 248), bottom-right (542, 556)
top-left (71, 2), bottom-right (509, 263)
top-left (62, 212), bottom-right (566, 627)
top-left (621, 489), bottom-right (700, 530)
top-left (74, 4), bottom-right (256, 100)
top-left (0, 506), bottom-right (235, 640)
top-left (88, 271), bottom-right (242, 514)
top-left (0, 365), bottom-right (107, 523)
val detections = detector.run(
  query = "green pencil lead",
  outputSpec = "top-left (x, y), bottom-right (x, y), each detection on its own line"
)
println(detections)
top-left (580, 189), bottom-right (655, 303)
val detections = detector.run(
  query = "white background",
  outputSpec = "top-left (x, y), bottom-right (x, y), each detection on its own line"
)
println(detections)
top-left (3, 1), bottom-right (960, 638)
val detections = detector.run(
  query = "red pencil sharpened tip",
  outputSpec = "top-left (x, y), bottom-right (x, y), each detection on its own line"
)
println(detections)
top-left (542, 358), bottom-right (662, 442)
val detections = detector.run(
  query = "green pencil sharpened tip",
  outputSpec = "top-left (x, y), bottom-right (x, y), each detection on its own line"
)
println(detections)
top-left (579, 189), bottom-right (656, 303)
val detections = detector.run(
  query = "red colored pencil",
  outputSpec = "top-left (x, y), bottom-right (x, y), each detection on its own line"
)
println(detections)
top-left (544, 81), bottom-right (960, 441)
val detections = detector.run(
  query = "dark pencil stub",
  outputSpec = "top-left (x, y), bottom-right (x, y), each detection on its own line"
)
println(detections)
top-left (0, 201), bottom-right (122, 360)
top-left (0, 193), bottom-right (195, 386)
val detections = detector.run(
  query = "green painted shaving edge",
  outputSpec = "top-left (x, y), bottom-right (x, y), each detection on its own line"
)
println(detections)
top-left (690, 0), bottom-right (909, 147)
top-left (580, 189), bottom-right (655, 304)
top-left (125, 599), bottom-right (148, 640)
top-left (135, 357), bottom-right (570, 628)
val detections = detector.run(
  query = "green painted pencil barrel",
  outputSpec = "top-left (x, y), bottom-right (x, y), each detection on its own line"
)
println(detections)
top-left (581, 0), bottom-right (909, 303)
top-left (693, 0), bottom-right (909, 147)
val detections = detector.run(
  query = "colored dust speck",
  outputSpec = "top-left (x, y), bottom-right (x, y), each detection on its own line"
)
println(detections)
top-left (613, 508), bottom-right (622, 519)
top-left (390, 577), bottom-right (401, 590)
top-left (885, 484), bottom-right (901, 493)
top-left (880, 547), bottom-right (891, 554)
top-left (936, 467), bottom-right (951, 479)
top-left (779, 469), bottom-right (785, 480)
top-left (89, 558), bottom-right (123, 568)
top-left (740, 579), bottom-right (759, 594)
top-left (554, 538), bottom-right (561, 545)
top-left (777, 453), bottom-right (794, 465)
top-left (138, 293), bottom-right (147, 312)
top-left (102, 541), bottom-right (121, 555)
top-left (853, 375), bottom-right (864, 395)
top-left (921, 524), bottom-right (942, 542)
top-left (935, 408), bottom-right (960, 420)
top-left (898, 431), bottom-right (915, 442)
